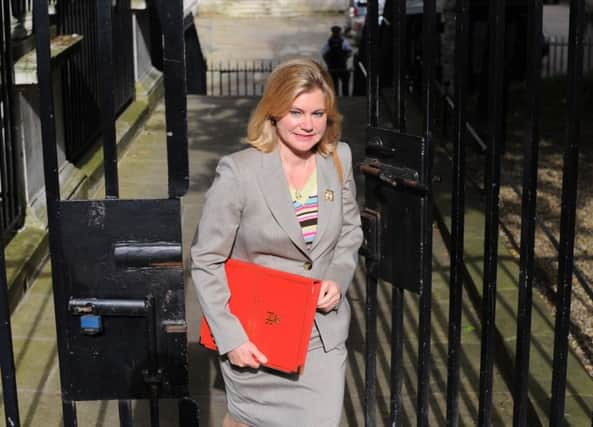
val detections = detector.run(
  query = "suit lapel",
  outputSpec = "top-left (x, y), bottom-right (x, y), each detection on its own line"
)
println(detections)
top-left (310, 152), bottom-right (339, 253)
top-left (256, 148), bottom-right (311, 257)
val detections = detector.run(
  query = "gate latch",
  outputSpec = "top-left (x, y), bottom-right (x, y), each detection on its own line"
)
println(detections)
top-left (68, 297), bottom-right (148, 335)
top-left (359, 159), bottom-right (428, 194)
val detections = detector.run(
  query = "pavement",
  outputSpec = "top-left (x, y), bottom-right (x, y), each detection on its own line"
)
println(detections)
top-left (3, 9), bottom-right (593, 427)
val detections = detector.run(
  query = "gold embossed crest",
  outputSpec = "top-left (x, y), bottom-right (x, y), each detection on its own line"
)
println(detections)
top-left (265, 311), bottom-right (281, 325)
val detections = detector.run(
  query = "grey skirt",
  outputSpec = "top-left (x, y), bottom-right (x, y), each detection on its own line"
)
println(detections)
top-left (219, 326), bottom-right (347, 427)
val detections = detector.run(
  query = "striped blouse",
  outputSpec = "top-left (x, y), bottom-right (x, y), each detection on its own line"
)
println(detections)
top-left (289, 168), bottom-right (318, 247)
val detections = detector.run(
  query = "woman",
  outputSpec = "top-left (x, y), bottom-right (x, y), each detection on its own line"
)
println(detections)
top-left (191, 58), bottom-right (363, 427)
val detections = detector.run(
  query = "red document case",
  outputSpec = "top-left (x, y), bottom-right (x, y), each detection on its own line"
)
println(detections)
top-left (199, 259), bottom-right (322, 374)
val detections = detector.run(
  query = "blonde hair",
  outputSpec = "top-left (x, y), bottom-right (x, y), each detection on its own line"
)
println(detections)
top-left (244, 58), bottom-right (342, 155)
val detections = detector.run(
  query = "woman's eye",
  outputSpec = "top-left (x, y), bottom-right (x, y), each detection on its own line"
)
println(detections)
top-left (290, 110), bottom-right (301, 117)
top-left (313, 112), bottom-right (325, 118)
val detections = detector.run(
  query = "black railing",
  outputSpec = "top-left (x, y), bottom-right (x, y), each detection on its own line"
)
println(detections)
top-left (1, 1), bottom-right (24, 241)
top-left (10, 0), bottom-right (29, 16)
top-left (11, 0), bottom-right (57, 14)
top-left (57, 0), bottom-right (134, 162)
top-left (1, 1), bottom-right (22, 425)
top-left (543, 37), bottom-right (593, 77)
top-left (207, 60), bottom-right (275, 96)
top-left (207, 60), bottom-right (355, 96)
top-left (430, 3), bottom-right (589, 424)
top-left (433, 73), bottom-right (593, 310)
top-left (361, 0), bottom-right (592, 424)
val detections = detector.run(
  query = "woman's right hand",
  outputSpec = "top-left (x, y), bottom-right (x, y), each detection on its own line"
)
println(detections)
top-left (227, 341), bottom-right (268, 369)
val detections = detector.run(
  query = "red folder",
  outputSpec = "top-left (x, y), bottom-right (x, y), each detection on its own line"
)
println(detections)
top-left (199, 259), bottom-right (322, 374)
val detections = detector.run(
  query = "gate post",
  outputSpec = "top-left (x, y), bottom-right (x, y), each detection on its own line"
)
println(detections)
top-left (0, 248), bottom-right (20, 427)
top-left (550, 0), bottom-right (587, 423)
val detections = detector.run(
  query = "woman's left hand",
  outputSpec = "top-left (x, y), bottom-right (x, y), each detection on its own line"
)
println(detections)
top-left (317, 280), bottom-right (341, 313)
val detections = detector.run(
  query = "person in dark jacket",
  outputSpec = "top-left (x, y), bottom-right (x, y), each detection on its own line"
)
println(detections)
top-left (321, 26), bottom-right (353, 96)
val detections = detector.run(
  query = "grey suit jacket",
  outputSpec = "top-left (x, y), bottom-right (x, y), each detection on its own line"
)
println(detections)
top-left (191, 142), bottom-right (363, 355)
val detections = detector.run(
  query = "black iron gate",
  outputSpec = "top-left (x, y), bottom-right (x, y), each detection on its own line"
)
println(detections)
top-left (361, 0), bottom-right (590, 426)
top-left (1, 0), bottom-right (22, 421)
top-left (360, 1), bottom-right (435, 425)
top-left (30, 0), bottom-right (198, 425)
top-left (58, 0), bottom-right (135, 162)
top-left (0, 0), bottom-right (24, 241)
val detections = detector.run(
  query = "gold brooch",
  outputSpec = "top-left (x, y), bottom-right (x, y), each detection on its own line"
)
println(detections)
top-left (324, 189), bottom-right (334, 201)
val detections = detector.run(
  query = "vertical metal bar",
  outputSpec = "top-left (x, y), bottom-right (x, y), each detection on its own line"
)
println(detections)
top-left (550, 0), bottom-right (586, 424)
top-left (159, 0), bottom-right (189, 198)
top-left (583, 43), bottom-right (591, 72)
top-left (252, 60), bottom-right (255, 95)
top-left (97, 0), bottom-right (119, 198)
top-left (367, 0), bottom-right (379, 127)
top-left (512, 1), bottom-right (543, 426)
top-left (561, 37), bottom-right (566, 74)
top-left (1, 0), bottom-right (12, 224)
top-left (2, 0), bottom-right (23, 236)
top-left (364, 214), bottom-right (380, 427)
top-left (556, 38), bottom-right (568, 75)
top-left (179, 397), bottom-right (200, 427)
top-left (440, 83), bottom-right (448, 139)
top-left (206, 61), bottom-right (210, 95)
top-left (365, 274), bottom-right (378, 427)
top-left (145, 295), bottom-right (160, 427)
top-left (235, 61), bottom-right (239, 96)
top-left (417, 278), bottom-right (433, 427)
top-left (63, 400), bottom-right (78, 427)
top-left (217, 61), bottom-right (221, 95)
top-left (417, 1), bottom-right (436, 426)
top-left (393, 0), bottom-right (406, 130)
top-left (587, 42), bottom-right (593, 72)
top-left (0, 249), bottom-right (20, 427)
top-left (477, 0), bottom-right (506, 425)
top-left (243, 62), bottom-right (247, 96)
top-left (118, 400), bottom-right (133, 427)
top-left (553, 40), bottom-right (558, 74)
top-left (32, 0), bottom-right (59, 280)
top-left (546, 41), bottom-right (551, 77)
top-left (227, 60), bottom-right (230, 96)
top-left (389, 288), bottom-right (404, 426)
top-left (34, 2), bottom-right (80, 425)
top-left (554, 40), bottom-right (558, 76)
top-left (446, 0), bottom-right (469, 425)
top-left (421, 0), bottom-right (436, 135)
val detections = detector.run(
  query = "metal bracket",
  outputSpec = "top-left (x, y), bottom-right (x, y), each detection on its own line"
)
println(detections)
top-left (361, 208), bottom-right (381, 278)
top-left (359, 158), bottom-right (428, 194)
top-left (68, 298), bottom-right (148, 317)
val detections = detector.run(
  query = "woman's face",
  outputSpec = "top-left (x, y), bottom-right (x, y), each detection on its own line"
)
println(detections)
top-left (275, 88), bottom-right (327, 157)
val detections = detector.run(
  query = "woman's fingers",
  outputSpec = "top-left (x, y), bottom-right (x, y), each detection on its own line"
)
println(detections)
top-left (227, 341), bottom-right (268, 368)
top-left (317, 280), bottom-right (341, 312)
top-left (251, 345), bottom-right (268, 365)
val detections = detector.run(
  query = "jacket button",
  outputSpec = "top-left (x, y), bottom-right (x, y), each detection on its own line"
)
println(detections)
top-left (303, 261), bottom-right (312, 271)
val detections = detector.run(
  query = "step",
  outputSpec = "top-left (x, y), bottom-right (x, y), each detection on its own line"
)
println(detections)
top-left (14, 34), bottom-right (83, 86)
top-left (198, 0), bottom-right (346, 17)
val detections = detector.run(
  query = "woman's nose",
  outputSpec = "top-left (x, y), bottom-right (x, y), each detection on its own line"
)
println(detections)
top-left (300, 115), bottom-right (313, 131)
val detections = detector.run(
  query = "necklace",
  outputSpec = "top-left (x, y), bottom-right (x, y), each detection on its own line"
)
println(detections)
top-left (290, 156), bottom-right (312, 201)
